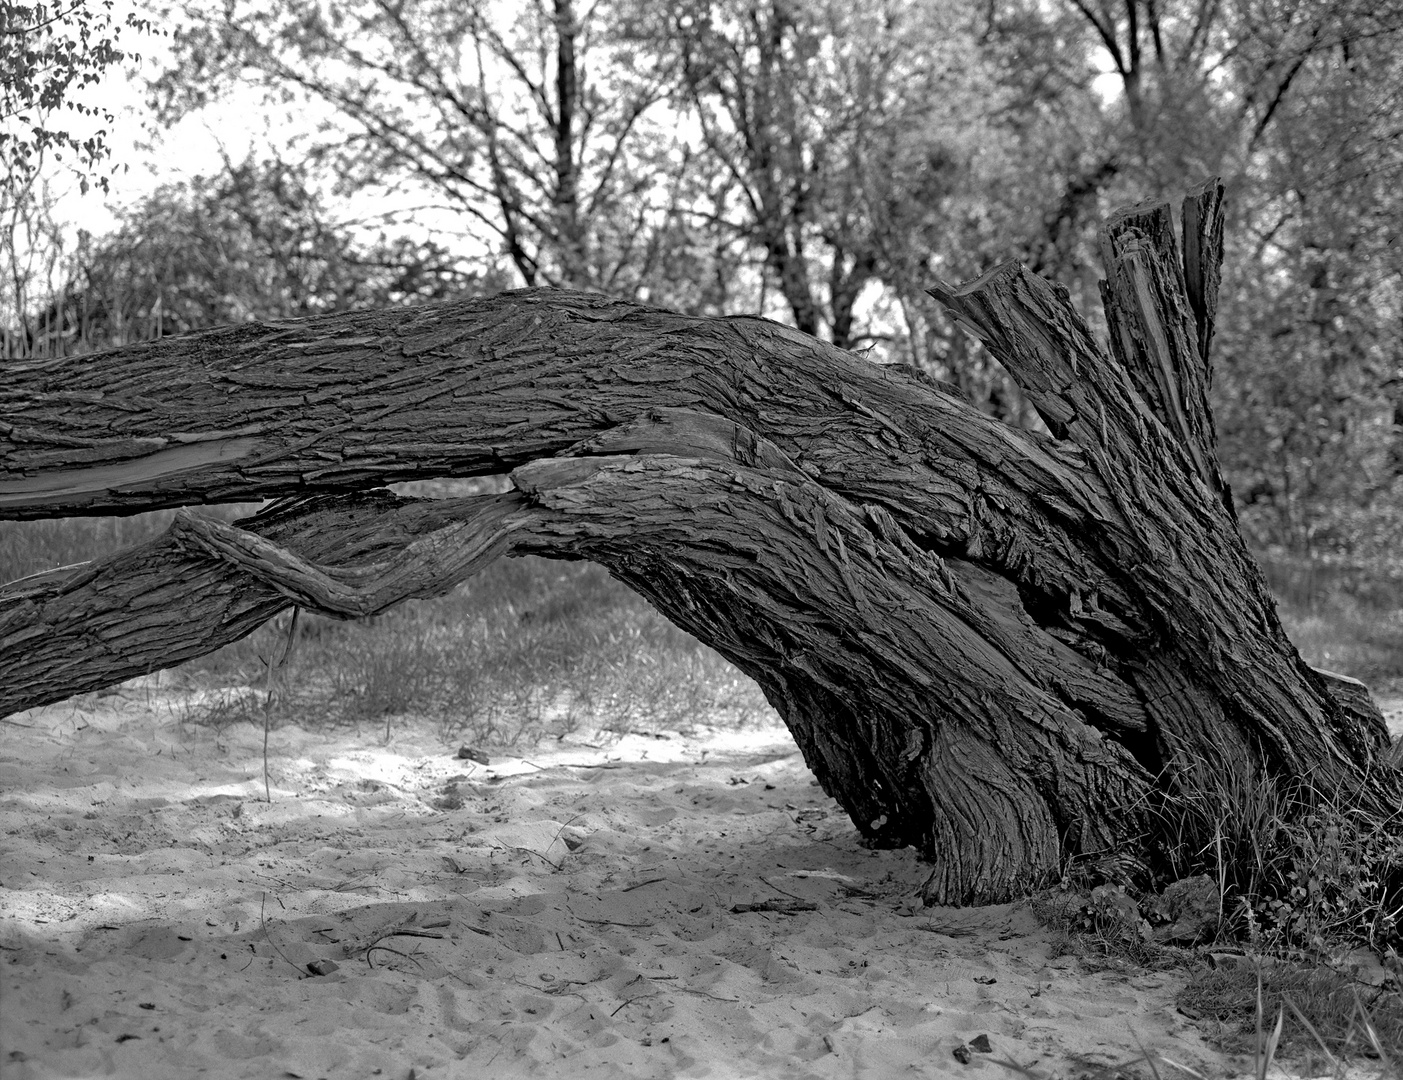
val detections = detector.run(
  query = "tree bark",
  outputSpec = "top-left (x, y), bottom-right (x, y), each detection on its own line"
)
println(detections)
top-left (1, 179), bottom-right (1393, 903)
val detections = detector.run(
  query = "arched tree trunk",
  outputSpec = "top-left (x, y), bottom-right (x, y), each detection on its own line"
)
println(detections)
top-left (1, 180), bottom-right (1393, 903)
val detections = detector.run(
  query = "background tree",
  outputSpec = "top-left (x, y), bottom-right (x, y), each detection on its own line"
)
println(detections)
top-left (971, 0), bottom-right (1403, 554)
top-left (5, 155), bottom-right (487, 357)
top-left (152, 0), bottom-right (688, 296)
top-left (1211, 1), bottom-right (1403, 556)
top-left (650, 0), bottom-right (1064, 429)
top-left (13, 0), bottom-right (1401, 587)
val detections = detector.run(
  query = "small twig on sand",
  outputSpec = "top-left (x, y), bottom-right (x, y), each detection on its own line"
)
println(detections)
top-left (611, 993), bottom-right (661, 1017)
top-left (365, 943), bottom-right (426, 970)
top-left (351, 925), bottom-right (445, 967)
top-left (549, 814), bottom-right (582, 851)
top-left (261, 606), bottom-right (300, 802)
top-left (759, 875), bottom-right (807, 901)
top-left (259, 892), bottom-right (305, 976)
top-left (496, 842), bottom-right (561, 871)
top-left (622, 877), bottom-right (669, 893)
top-left (731, 898), bottom-right (818, 915)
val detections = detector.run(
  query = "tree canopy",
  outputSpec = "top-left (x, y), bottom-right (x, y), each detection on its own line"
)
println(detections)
top-left (1, 0), bottom-right (158, 194)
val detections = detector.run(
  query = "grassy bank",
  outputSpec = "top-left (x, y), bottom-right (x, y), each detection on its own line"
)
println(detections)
top-left (179, 554), bottom-right (770, 744)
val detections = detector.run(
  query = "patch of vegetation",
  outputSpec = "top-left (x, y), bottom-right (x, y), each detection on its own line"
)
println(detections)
top-left (2, 508), bottom-right (773, 744)
top-left (1033, 759), bottom-right (1403, 1071)
top-left (174, 554), bottom-right (770, 744)
top-left (1149, 761), bottom-right (1403, 1067)
top-left (1147, 759), bottom-right (1403, 955)
top-left (1257, 549), bottom-right (1403, 690)
top-left (1178, 962), bottom-right (1403, 1063)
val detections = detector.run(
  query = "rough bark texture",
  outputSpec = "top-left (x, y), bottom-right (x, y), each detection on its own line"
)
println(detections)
top-left (1, 179), bottom-right (1393, 903)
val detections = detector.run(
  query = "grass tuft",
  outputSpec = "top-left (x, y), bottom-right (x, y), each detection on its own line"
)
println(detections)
top-left (1178, 963), bottom-right (1403, 1063)
top-left (1144, 755), bottom-right (1403, 956)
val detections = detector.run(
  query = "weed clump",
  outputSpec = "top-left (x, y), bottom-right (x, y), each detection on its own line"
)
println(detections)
top-left (1149, 758), bottom-right (1403, 957)
top-left (1033, 757), bottom-right (1403, 1069)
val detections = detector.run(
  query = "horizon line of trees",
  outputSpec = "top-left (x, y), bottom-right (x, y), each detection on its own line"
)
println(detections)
top-left (3, 0), bottom-right (1401, 559)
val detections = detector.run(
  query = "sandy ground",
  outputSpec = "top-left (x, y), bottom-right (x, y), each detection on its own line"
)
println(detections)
top-left (4, 688), bottom-right (1400, 1080)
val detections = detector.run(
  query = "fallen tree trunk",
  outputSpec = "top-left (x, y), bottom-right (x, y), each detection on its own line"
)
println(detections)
top-left (1, 180), bottom-right (1394, 903)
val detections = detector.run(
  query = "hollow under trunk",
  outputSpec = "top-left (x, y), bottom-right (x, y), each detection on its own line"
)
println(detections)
top-left (1, 179), bottom-right (1393, 903)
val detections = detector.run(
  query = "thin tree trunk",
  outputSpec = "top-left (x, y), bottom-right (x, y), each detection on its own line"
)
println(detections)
top-left (1, 180), bottom-right (1392, 903)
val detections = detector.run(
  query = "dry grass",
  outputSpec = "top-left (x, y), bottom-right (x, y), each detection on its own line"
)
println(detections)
top-left (0, 504), bottom-right (259, 583)
top-left (1257, 549), bottom-right (1403, 689)
top-left (167, 554), bottom-right (772, 744)
top-left (1178, 963), bottom-right (1403, 1064)
top-left (1030, 887), bottom-right (1403, 1076)
top-left (0, 504), bottom-right (772, 745)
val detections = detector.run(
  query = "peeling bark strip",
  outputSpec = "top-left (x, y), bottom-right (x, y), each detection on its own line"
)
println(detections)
top-left (1, 181), bottom-right (1394, 903)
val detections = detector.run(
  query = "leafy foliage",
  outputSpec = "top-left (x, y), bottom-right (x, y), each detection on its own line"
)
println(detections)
top-left (6, 155), bottom-right (494, 357)
top-left (0, 0), bottom-right (158, 193)
top-left (1211, 1), bottom-right (1403, 556)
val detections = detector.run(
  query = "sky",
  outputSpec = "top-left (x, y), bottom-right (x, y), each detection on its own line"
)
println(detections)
top-left (50, 11), bottom-right (267, 238)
